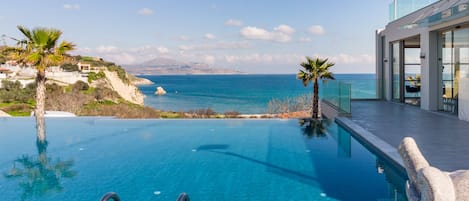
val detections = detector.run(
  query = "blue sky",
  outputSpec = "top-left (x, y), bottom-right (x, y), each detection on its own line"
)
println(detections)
top-left (0, 0), bottom-right (390, 73)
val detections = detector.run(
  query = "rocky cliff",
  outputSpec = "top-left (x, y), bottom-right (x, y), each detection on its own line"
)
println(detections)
top-left (0, 109), bottom-right (11, 117)
top-left (102, 70), bottom-right (144, 105)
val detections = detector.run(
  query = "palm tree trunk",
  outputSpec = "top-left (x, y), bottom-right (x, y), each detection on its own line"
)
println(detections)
top-left (312, 78), bottom-right (319, 119)
top-left (35, 70), bottom-right (46, 143)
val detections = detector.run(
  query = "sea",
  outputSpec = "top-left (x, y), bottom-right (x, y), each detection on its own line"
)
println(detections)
top-left (138, 74), bottom-right (377, 114)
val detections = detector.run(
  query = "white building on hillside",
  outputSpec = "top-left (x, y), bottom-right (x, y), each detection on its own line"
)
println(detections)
top-left (376, 0), bottom-right (469, 121)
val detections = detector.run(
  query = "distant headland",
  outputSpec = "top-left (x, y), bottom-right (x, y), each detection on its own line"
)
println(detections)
top-left (123, 57), bottom-right (244, 75)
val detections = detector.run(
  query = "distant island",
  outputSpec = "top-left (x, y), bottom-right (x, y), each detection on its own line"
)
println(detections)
top-left (123, 57), bottom-right (244, 75)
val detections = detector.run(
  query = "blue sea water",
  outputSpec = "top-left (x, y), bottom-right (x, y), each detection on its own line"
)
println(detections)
top-left (139, 74), bottom-right (377, 114)
top-left (0, 118), bottom-right (407, 201)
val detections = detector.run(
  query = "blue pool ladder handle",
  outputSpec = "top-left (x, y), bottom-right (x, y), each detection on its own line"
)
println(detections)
top-left (100, 192), bottom-right (120, 201)
top-left (99, 192), bottom-right (189, 201)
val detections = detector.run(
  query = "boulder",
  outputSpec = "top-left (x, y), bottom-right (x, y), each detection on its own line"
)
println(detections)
top-left (155, 86), bottom-right (167, 95)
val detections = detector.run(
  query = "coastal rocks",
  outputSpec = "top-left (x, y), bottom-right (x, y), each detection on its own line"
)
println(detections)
top-left (155, 86), bottom-right (167, 95)
top-left (0, 110), bottom-right (11, 117)
top-left (131, 77), bottom-right (154, 85)
top-left (103, 70), bottom-right (144, 105)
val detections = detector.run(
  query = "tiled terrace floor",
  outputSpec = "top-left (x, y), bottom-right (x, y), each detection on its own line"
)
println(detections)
top-left (345, 100), bottom-right (469, 171)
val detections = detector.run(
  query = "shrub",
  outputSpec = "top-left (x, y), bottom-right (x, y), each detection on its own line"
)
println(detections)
top-left (0, 80), bottom-right (35, 103)
top-left (61, 63), bottom-right (79, 72)
top-left (93, 87), bottom-right (119, 102)
top-left (186, 108), bottom-right (217, 118)
top-left (267, 94), bottom-right (312, 114)
top-left (224, 110), bottom-right (240, 118)
top-left (72, 80), bottom-right (89, 91)
top-left (87, 71), bottom-right (106, 83)
top-left (0, 103), bottom-right (33, 116)
top-left (80, 102), bottom-right (162, 118)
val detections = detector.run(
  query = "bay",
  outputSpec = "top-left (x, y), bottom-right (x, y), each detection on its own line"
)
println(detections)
top-left (138, 74), bottom-right (376, 114)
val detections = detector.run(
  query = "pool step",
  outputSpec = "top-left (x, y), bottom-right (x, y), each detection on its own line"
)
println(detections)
top-left (99, 192), bottom-right (189, 201)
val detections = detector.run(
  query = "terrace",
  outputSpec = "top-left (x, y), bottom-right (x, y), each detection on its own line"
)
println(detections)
top-left (337, 100), bottom-right (469, 172)
top-left (321, 77), bottom-right (469, 173)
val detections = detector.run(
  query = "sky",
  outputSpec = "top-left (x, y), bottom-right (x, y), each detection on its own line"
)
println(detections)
top-left (0, 0), bottom-right (390, 74)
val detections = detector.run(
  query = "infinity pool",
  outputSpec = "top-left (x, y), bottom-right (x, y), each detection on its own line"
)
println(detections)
top-left (0, 118), bottom-right (407, 201)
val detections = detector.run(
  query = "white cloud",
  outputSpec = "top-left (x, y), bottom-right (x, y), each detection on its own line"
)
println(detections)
top-left (332, 53), bottom-right (373, 65)
top-left (178, 45), bottom-right (192, 51)
top-left (157, 47), bottom-right (169, 54)
top-left (240, 27), bottom-right (271, 40)
top-left (225, 19), bottom-right (243, 26)
top-left (177, 41), bottom-right (250, 52)
top-left (299, 37), bottom-right (312, 42)
top-left (179, 35), bottom-right (190, 41)
top-left (76, 45), bottom-right (174, 65)
top-left (63, 4), bottom-right (80, 10)
top-left (225, 53), bottom-right (302, 64)
top-left (308, 25), bottom-right (325, 35)
top-left (240, 26), bottom-right (293, 43)
top-left (138, 8), bottom-right (154, 15)
top-left (205, 33), bottom-right (216, 40)
top-left (96, 46), bottom-right (119, 53)
top-left (204, 55), bottom-right (216, 65)
top-left (224, 53), bottom-right (373, 66)
top-left (274, 24), bottom-right (295, 35)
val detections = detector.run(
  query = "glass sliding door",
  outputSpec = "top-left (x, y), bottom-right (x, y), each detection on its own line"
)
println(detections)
top-left (440, 27), bottom-right (469, 114)
top-left (404, 48), bottom-right (421, 106)
top-left (392, 42), bottom-right (401, 101)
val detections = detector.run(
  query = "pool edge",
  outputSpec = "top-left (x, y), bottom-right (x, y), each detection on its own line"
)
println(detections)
top-left (335, 117), bottom-right (406, 175)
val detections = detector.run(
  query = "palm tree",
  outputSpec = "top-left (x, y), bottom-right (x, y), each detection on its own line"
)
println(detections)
top-left (297, 56), bottom-right (334, 119)
top-left (6, 26), bottom-right (74, 142)
top-left (4, 140), bottom-right (76, 200)
top-left (299, 118), bottom-right (330, 138)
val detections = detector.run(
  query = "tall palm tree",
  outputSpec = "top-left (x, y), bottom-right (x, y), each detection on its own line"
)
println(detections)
top-left (6, 26), bottom-right (74, 142)
top-left (4, 140), bottom-right (76, 200)
top-left (297, 56), bottom-right (334, 119)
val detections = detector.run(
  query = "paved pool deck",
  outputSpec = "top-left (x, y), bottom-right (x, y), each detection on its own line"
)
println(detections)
top-left (336, 100), bottom-right (469, 172)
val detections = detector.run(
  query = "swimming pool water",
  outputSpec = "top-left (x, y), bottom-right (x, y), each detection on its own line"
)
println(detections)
top-left (0, 118), bottom-right (407, 201)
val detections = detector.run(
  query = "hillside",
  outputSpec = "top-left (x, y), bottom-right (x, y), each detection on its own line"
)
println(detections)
top-left (124, 57), bottom-right (243, 75)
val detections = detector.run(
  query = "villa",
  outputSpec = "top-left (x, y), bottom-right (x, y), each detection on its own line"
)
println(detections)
top-left (376, 0), bottom-right (469, 121)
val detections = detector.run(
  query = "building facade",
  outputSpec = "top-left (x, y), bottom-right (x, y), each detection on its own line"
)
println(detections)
top-left (376, 0), bottom-right (469, 121)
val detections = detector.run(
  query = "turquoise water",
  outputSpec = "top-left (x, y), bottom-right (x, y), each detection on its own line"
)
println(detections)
top-left (139, 74), bottom-right (377, 114)
top-left (0, 118), bottom-right (407, 201)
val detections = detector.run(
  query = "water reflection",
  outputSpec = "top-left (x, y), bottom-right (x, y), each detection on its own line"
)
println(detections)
top-left (3, 140), bottom-right (76, 200)
top-left (298, 118), bottom-right (330, 138)
top-left (375, 159), bottom-right (408, 201)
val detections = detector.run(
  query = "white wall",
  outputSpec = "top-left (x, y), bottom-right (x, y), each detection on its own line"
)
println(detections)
top-left (460, 78), bottom-right (469, 121)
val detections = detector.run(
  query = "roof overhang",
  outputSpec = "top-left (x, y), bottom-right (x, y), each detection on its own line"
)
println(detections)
top-left (402, 1), bottom-right (469, 29)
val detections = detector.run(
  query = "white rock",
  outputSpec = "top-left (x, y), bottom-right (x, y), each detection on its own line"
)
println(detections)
top-left (155, 86), bottom-right (167, 95)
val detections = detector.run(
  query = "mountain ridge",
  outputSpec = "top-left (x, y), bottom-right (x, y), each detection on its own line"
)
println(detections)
top-left (123, 57), bottom-right (243, 75)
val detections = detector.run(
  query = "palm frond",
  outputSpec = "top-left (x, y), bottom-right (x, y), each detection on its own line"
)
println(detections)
top-left (17, 26), bottom-right (33, 42)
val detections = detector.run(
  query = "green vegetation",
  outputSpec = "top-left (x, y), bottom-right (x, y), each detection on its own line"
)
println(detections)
top-left (106, 65), bottom-right (130, 84)
top-left (297, 57), bottom-right (335, 119)
top-left (87, 71), bottom-right (105, 83)
top-left (60, 63), bottom-right (79, 72)
top-left (0, 80), bottom-right (35, 103)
